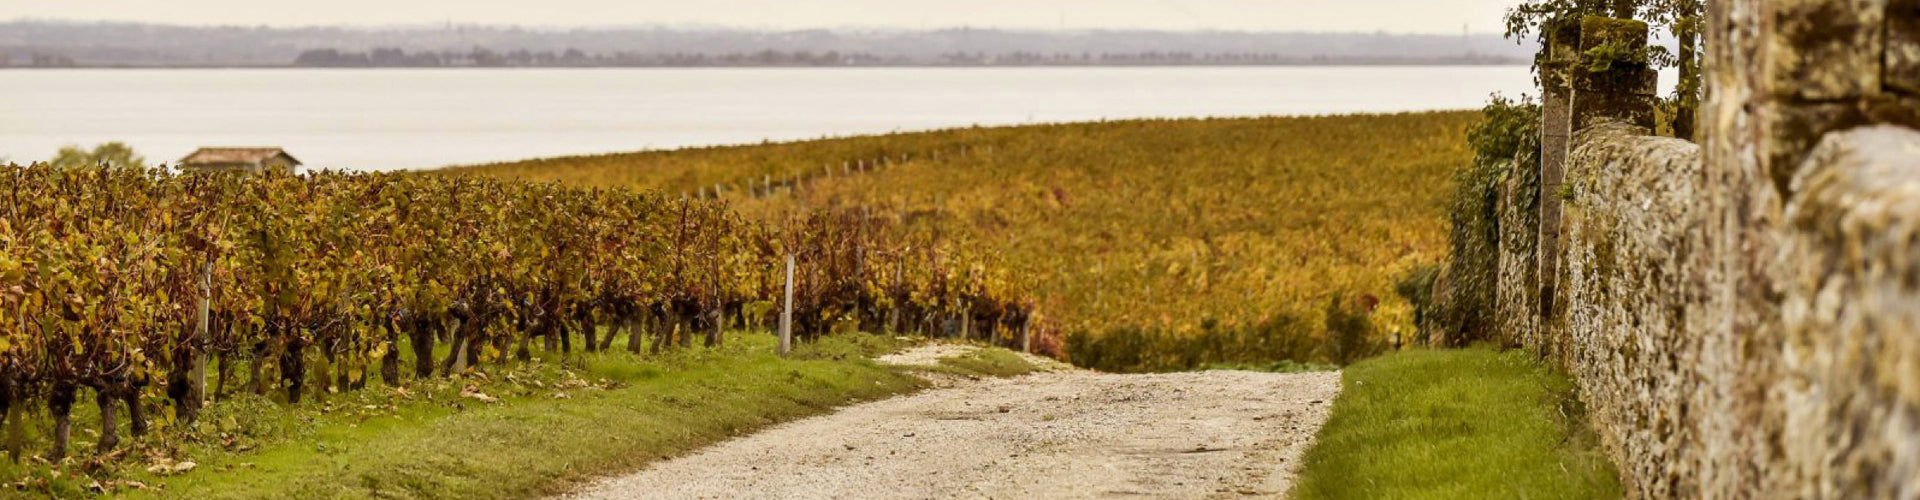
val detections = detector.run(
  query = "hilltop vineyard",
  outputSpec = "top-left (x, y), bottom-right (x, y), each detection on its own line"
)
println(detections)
top-left (461, 114), bottom-right (1470, 371)
top-left (0, 163), bottom-right (1032, 460)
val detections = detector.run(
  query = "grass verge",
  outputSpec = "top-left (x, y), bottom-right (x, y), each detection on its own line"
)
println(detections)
top-left (1291, 348), bottom-right (1621, 500)
top-left (1, 334), bottom-right (920, 499)
top-left (1200, 359), bottom-right (1337, 373)
top-left (936, 349), bottom-right (1039, 378)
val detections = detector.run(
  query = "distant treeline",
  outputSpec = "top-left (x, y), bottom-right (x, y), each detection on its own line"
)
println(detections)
top-left (9, 53), bottom-right (76, 68)
top-left (291, 47), bottom-right (1522, 68)
top-left (0, 21), bottom-right (1533, 68)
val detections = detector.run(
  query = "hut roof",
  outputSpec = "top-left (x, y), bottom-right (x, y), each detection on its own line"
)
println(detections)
top-left (179, 147), bottom-right (302, 167)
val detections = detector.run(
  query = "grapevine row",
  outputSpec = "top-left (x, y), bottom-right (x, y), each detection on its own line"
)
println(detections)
top-left (0, 163), bottom-right (1034, 460)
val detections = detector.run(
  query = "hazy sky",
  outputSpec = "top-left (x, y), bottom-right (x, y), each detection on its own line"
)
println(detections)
top-left (7, 0), bottom-right (1516, 34)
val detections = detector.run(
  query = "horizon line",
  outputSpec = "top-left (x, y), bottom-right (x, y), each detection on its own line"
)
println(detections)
top-left (2, 17), bottom-right (1521, 38)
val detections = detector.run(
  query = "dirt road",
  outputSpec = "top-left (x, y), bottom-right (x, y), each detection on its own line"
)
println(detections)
top-left (563, 346), bottom-right (1341, 499)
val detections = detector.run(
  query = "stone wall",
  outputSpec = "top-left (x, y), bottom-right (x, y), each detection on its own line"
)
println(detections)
top-left (1553, 123), bottom-right (1706, 497)
top-left (1494, 153), bottom-right (1539, 348)
top-left (1498, 2), bottom-right (1920, 498)
top-left (1773, 126), bottom-right (1920, 499)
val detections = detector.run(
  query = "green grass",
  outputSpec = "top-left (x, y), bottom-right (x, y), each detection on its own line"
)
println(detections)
top-left (1292, 348), bottom-right (1621, 500)
top-left (1200, 359), bottom-right (1337, 373)
top-left (936, 349), bottom-right (1039, 378)
top-left (0, 334), bottom-right (922, 499)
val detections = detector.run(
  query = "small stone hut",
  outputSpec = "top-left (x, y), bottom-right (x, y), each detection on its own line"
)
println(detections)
top-left (178, 147), bottom-right (302, 174)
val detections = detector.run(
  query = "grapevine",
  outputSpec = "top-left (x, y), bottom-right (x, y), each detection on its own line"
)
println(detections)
top-left (0, 163), bottom-right (1034, 461)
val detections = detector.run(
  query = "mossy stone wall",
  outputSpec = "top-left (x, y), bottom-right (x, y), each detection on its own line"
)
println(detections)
top-left (1506, 3), bottom-right (1920, 498)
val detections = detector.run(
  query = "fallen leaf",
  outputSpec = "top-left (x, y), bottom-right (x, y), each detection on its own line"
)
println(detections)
top-left (460, 386), bottom-right (499, 404)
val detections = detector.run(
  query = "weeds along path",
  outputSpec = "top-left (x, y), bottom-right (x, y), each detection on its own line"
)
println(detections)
top-left (562, 345), bottom-right (1341, 499)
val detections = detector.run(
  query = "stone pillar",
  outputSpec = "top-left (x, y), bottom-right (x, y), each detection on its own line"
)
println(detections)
top-left (1570, 16), bottom-right (1658, 132)
top-left (1541, 15), bottom-right (1654, 323)
top-left (1537, 17), bottom-right (1578, 323)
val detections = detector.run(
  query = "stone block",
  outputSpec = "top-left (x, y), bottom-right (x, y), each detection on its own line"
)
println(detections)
top-left (1541, 61), bottom-right (1572, 93)
top-left (1572, 64), bottom-right (1659, 96)
top-left (1864, 94), bottom-right (1920, 127)
top-left (1761, 101), bottom-right (1871, 201)
top-left (1768, 0), bottom-right (1886, 100)
top-left (1573, 90), bottom-right (1659, 130)
top-left (1573, 16), bottom-right (1652, 93)
top-left (1548, 17), bottom-right (1585, 64)
top-left (1571, 16), bottom-right (1657, 94)
top-left (1889, 0), bottom-right (1920, 95)
top-left (1578, 16), bottom-right (1650, 52)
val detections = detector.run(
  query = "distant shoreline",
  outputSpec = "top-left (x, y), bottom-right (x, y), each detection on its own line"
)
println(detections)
top-left (4, 21), bottom-right (1535, 71)
top-left (1, 61), bottom-right (1528, 70)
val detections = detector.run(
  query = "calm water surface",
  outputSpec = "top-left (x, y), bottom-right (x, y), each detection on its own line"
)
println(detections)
top-left (0, 67), bottom-right (1531, 171)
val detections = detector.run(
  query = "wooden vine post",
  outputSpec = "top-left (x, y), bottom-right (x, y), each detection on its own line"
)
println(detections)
top-left (190, 261), bottom-right (212, 408)
top-left (1020, 317), bottom-right (1032, 354)
top-left (778, 254), bottom-right (795, 356)
top-left (959, 307), bottom-right (970, 341)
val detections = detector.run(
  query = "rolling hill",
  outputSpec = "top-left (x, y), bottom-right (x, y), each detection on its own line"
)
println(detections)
top-left (449, 112), bottom-right (1470, 369)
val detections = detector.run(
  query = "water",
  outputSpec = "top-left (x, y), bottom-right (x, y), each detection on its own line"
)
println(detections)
top-left (1, 67), bottom-right (1533, 171)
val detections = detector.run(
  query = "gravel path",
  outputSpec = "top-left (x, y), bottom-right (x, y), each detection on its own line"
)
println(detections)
top-left (562, 345), bottom-right (1341, 500)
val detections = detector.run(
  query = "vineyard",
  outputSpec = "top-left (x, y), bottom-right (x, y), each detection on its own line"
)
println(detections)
top-left (0, 112), bottom-right (1472, 496)
top-left (0, 163), bottom-right (1031, 465)
top-left (457, 112), bottom-right (1471, 371)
